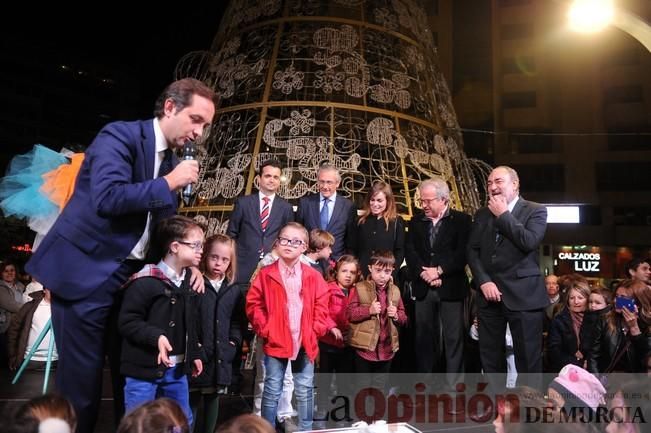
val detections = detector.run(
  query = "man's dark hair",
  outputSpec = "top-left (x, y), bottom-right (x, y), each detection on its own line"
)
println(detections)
top-left (153, 78), bottom-right (217, 118)
top-left (259, 159), bottom-right (282, 175)
top-left (625, 257), bottom-right (650, 278)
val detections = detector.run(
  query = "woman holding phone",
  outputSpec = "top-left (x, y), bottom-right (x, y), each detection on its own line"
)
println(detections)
top-left (588, 279), bottom-right (651, 373)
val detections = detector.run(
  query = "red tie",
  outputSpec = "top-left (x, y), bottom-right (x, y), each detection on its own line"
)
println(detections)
top-left (260, 197), bottom-right (270, 231)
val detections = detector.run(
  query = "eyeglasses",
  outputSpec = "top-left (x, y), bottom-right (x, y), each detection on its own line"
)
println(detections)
top-left (318, 180), bottom-right (337, 186)
top-left (415, 197), bottom-right (442, 206)
top-left (178, 241), bottom-right (204, 251)
top-left (277, 237), bottom-right (305, 247)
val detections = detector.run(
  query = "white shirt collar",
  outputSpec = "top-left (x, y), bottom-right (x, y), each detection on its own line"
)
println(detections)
top-left (157, 260), bottom-right (186, 287)
top-left (209, 277), bottom-right (225, 293)
top-left (320, 192), bottom-right (337, 203)
top-left (259, 191), bottom-right (275, 203)
top-left (153, 118), bottom-right (169, 154)
top-left (507, 196), bottom-right (520, 213)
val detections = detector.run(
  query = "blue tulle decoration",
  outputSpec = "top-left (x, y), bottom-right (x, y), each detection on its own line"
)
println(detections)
top-left (0, 144), bottom-right (69, 219)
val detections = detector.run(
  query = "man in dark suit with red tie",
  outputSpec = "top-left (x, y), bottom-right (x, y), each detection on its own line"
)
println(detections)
top-left (26, 78), bottom-right (217, 433)
top-left (467, 165), bottom-right (548, 393)
top-left (296, 163), bottom-right (356, 259)
top-left (227, 159), bottom-right (294, 284)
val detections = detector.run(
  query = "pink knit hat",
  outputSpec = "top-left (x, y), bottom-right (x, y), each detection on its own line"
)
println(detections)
top-left (549, 364), bottom-right (606, 411)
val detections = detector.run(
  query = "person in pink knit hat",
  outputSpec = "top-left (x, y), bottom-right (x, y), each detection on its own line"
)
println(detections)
top-left (547, 364), bottom-right (606, 423)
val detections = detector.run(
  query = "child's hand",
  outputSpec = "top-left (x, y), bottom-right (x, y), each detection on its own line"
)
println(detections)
top-left (157, 335), bottom-right (174, 367)
top-left (189, 267), bottom-right (205, 293)
top-left (369, 300), bottom-right (381, 315)
top-left (387, 302), bottom-right (397, 319)
top-left (192, 359), bottom-right (203, 377)
top-left (330, 327), bottom-right (343, 342)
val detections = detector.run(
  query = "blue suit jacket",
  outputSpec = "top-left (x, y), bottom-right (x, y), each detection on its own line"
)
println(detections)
top-left (226, 193), bottom-right (294, 283)
top-left (26, 120), bottom-right (178, 300)
top-left (295, 193), bottom-right (355, 259)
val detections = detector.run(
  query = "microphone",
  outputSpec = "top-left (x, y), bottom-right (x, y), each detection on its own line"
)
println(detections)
top-left (182, 140), bottom-right (196, 204)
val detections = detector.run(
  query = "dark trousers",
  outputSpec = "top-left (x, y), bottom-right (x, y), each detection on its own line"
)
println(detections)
top-left (353, 354), bottom-right (391, 394)
top-left (478, 301), bottom-right (544, 392)
top-left (316, 344), bottom-right (353, 416)
top-left (51, 260), bottom-right (142, 433)
top-left (415, 291), bottom-right (466, 390)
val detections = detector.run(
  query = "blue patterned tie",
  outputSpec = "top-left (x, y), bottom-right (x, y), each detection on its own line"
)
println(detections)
top-left (320, 198), bottom-right (330, 230)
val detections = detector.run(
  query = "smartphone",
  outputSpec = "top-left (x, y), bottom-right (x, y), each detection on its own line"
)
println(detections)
top-left (615, 296), bottom-right (636, 312)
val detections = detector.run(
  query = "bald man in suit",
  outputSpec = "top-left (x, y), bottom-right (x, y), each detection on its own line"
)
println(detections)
top-left (467, 165), bottom-right (548, 392)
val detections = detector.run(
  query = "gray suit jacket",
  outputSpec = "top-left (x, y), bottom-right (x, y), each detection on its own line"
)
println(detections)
top-left (466, 198), bottom-right (548, 311)
top-left (227, 193), bottom-right (294, 283)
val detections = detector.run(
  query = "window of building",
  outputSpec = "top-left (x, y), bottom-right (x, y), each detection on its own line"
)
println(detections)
top-left (600, 49), bottom-right (639, 69)
top-left (607, 126), bottom-right (651, 151)
top-left (498, 0), bottom-right (532, 6)
top-left (596, 162), bottom-right (651, 191)
top-left (502, 56), bottom-right (536, 75)
top-left (502, 91), bottom-right (537, 109)
top-left (501, 23), bottom-right (533, 40)
top-left (603, 85), bottom-right (644, 104)
top-left (508, 130), bottom-right (554, 153)
top-left (613, 206), bottom-right (651, 226)
top-left (510, 164), bottom-right (565, 192)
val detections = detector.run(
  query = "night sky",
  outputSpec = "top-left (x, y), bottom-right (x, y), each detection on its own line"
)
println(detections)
top-left (2, 5), bottom-right (227, 162)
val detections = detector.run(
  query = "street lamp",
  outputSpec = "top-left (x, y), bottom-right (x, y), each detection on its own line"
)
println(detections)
top-left (567, 0), bottom-right (651, 52)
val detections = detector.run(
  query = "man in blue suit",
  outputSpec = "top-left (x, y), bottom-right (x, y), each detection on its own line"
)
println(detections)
top-left (227, 159), bottom-right (294, 283)
top-left (25, 78), bottom-right (217, 433)
top-left (296, 163), bottom-right (356, 259)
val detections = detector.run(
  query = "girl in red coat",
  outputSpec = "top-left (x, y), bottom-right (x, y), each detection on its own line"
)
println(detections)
top-left (315, 255), bottom-right (361, 427)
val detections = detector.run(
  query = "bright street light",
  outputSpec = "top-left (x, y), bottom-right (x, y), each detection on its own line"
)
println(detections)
top-left (567, 0), bottom-right (651, 52)
top-left (568, 0), bottom-right (614, 33)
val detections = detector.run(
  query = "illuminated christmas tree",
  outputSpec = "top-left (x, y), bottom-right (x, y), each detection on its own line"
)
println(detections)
top-left (175, 0), bottom-right (489, 234)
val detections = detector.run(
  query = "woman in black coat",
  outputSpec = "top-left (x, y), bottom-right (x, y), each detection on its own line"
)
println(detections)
top-left (548, 280), bottom-right (592, 372)
top-left (348, 181), bottom-right (405, 281)
top-left (588, 279), bottom-right (651, 374)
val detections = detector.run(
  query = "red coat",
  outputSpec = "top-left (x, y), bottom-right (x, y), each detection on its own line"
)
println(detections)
top-left (246, 261), bottom-right (330, 362)
top-left (320, 281), bottom-right (350, 348)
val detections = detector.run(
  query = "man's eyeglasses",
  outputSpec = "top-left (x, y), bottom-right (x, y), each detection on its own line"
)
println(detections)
top-left (178, 241), bottom-right (204, 251)
top-left (415, 197), bottom-right (441, 207)
top-left (277, 237), bottom-right (305, 247)
top-left (318, 180), bottom-right (337, 186)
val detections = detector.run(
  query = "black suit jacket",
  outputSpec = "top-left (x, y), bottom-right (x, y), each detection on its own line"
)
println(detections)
top-left (405, 209), bottom-right (471, 301)
top-left (466, 198), bottom-right (548, 311)
top-left (227, 193), bottom-right (294, 283)
top-left (295, 193), bottom-right (356, 259)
